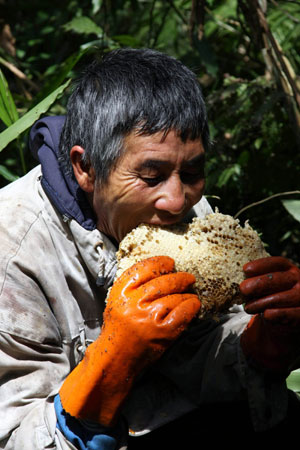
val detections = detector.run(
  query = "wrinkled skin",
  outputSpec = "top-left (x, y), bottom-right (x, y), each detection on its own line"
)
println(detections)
top-left (60, 256), bottom-right (201, 426)
top-left (71, 131), bottom-right (206, 243)
top-left (240, 256), bottom-right (300, 374)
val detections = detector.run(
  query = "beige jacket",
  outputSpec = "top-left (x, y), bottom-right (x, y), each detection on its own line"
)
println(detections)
top-left (0, 166), bottom-right (288, 449)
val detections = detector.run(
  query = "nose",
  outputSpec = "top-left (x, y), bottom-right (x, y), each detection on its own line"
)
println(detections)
top-left (154, 175), bottom-right (186, 215)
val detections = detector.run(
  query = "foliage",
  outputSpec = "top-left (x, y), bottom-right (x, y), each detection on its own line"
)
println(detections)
top-left (287, 369), bottom-right (300, 396)
top-left (0, 75), bottom-right (70, 151)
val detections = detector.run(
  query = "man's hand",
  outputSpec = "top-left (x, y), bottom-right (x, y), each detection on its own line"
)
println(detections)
top-left (103, 255), bottom-right (200, 360)
top-left (59, 256), bottom-right (200, 426)
top-left (240, 256), bottom-right (300, 374)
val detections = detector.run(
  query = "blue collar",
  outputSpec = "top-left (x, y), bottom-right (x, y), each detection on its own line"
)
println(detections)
top-left (29, 116), bottom-right (97, 230)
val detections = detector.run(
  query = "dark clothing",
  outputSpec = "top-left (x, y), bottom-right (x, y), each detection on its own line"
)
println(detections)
top-left (128, 390), bottom-right (300, 447)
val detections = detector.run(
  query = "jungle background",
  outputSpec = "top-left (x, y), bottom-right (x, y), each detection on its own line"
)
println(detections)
top-left (0, 0), bottom-right (300, 389)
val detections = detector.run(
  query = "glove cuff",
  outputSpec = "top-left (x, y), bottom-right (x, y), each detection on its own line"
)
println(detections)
top-left (240, 314), bottom-right (294, 375)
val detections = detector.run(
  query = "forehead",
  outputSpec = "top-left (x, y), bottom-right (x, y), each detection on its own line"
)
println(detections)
top-left (122, 130), bottom-right (205, 167)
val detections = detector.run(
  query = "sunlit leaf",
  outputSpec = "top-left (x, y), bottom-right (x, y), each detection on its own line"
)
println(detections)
top-left (92, 0), bottom-right (102, 14)
top-left (63, 16), bottom-right (103, 36)
top-left (0, 68), bottom-right (19, 126)
top-left (282, 199), bottom-right (300, 223)
top-left (287, 369), bottom-right (300, 394)
top-left (254, 138), bottom-right (262, 149)
top-left (112, 34), bottom-right (142, 47)
top-left (0, 164), bottom-right (19, 182)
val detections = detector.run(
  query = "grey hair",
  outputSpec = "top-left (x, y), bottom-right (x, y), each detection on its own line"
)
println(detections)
top-left (58, 47), bottom-right (210, 183)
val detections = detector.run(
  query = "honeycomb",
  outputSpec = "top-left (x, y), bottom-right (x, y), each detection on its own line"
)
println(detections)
top-left (116, 211), bottom-right (269, 318)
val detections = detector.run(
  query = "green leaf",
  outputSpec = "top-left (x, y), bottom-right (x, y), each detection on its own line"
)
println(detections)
top-left (193, 38), bottom-right (219, 77)
top-left (0, 164), bottom-right (19, 182)
top-left (34, 50), bottom-right (86, 104)
top-left (92, 0), bottom-right (102, 14)
top-left (282, 199), bottom-right (300, 223)
top-left (0, 68), bottom-right (19, 126)
top-left (0, 79), bottom-right (71, 152)
top-left (63, 16), bottom-right (103, 36)
top-left (217, 164), bottom-right (241, 188)
top-left (280, 230), bottom-right (292, 242)
top-left (287, 369), bottom-right (300, 394)
top-left (112, 34), bottom-right (142, 47)
top-left (237, 150), bottom-right (250, 166)
top-left (254, 137), bottom-right (262, 149)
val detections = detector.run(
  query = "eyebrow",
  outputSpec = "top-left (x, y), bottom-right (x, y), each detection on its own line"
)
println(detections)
top-left (137, 153), bottom-right (205, 171)
top-left (182, 153), bottom-right (205, 168)
top-left (137, 160), bottom-right (169, 170)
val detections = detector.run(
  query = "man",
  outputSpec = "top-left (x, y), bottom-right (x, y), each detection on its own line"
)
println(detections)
top-left (0, 48), bottom-right (299, 449)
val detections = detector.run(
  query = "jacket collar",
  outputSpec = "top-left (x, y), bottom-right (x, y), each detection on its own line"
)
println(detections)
top-left (29, 116), bottom-right (97, 231)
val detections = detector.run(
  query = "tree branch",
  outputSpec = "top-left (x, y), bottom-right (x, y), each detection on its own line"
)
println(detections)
top-left (234, 191), bottom-right (300, 219)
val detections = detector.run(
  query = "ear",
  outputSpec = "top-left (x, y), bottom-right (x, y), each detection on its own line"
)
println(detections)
top-left (70, 146), bottom-right (95, 193)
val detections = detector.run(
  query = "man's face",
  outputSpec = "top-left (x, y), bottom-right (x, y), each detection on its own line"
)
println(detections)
top-left (92, 130), bottom-right (205, 242)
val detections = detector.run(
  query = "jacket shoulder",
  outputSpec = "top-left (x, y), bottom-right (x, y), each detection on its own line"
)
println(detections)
top-left (0, 167), bottom-right (62, 344)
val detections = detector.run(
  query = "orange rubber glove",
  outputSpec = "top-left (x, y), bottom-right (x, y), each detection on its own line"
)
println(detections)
top-left (59, 256), bottom-right (201, 427)
top-left (240, 256), bottom-right (300, 374)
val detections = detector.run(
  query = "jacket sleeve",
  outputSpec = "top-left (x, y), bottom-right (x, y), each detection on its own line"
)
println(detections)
top-left (0, 301), bottom-right (125, 450)
top-left (0, 280), bottom-right (125, 450)
top-left (0, 281), bottom-right (125, 450)
top-left (0, 330), bottom-right (72, 449)
top-left (0, 207), bottom-right (124, 449)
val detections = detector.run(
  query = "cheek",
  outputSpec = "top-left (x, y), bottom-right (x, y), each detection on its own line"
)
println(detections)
top-left (129, 190), bottom-right (157, 213)
top-left (188, 179), bottom-right (205, 201)
top-left (107, 176), bottom-right (141, 203)
top-left (114, 183), bottom-right (156, 215)
top-left (122, 179), bottom-right (154, 200)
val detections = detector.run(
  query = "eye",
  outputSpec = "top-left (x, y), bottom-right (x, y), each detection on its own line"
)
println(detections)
top-left (141, 175), bottom-right (164, 187)
top-left (180, 169), bottom-right (205, 184)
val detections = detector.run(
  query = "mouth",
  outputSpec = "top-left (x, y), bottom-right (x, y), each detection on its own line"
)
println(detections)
top-left (146, 215), bottom-right (184, 227)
